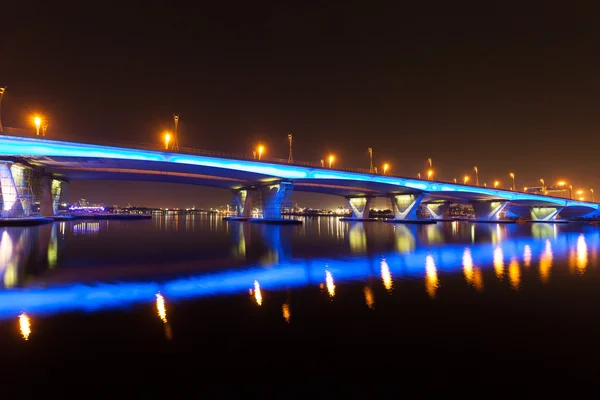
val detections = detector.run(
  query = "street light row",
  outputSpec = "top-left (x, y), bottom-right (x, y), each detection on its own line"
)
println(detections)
top-left (23, 116), bottom-right (596, 201)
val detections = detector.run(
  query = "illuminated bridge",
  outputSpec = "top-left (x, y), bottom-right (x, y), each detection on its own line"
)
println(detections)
top-left (0, 134), bottom-right (598, 222)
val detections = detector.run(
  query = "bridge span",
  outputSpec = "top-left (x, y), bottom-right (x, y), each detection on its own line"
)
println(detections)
top-left (0, 134), bottom-right (598, 222)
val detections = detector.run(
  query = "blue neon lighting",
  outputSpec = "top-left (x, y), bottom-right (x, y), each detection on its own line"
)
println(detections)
top-left (0, 230), bottom-right (597, 320)
top-left (0, 135), bottom-right (598, 209)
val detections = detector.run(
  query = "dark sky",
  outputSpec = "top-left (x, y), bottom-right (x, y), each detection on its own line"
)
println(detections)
top-left (1, 1), bottom-right (599, 208)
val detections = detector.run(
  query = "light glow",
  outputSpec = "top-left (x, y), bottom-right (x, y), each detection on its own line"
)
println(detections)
top-left (325, 270), bottom-right (335, 297)
top-left (19, 313), bottom-right (31, 340)
top-left (156, 293), bottom-right (167, 323)
top-left (380, 259), bottom-right (393, 291)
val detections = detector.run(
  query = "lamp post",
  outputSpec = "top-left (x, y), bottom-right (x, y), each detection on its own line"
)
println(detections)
top-left (418, 173), bottom-right (421, 179)
top-left (42, 125), bottom-right (48, 136)
top-left (558, 181), bottom-right (566, 197)
top-left (540, 178), bottom-right (545, 194)
top-left (383, 163), bottom-right (389, 175)
top-left (494, 181), bottom-right (499, 188)
top-left (591, 188), bottom-right (595, 202)
top-left (0, 86), bottom-right (5, 133)
top-left (464, 175), bottom-right (469, 184)
top-left (172, 114), bottom-right (180, 151)
top-left (577, 190), bottom-right (583, 201)
top-left (569, 185), bottom-right (573, 199)
top-left (288, 133), bottom-right (293, 163)
top-left (428, 158), bottom-right (432, 170)
top-left (427, 169), bottom-right (433, 180)
top-left (328, 155), bottom-right (334, 168)
top-left (474, 166), bottom-right (479, 186)
top-left (368, 148), bottom-right (374, 173)
top-left (34, 116), bottom-right (42, 136)
top-left (454, 178), bottom-right (457, 183)
top-left (509, 173), bottom-right (515, 191)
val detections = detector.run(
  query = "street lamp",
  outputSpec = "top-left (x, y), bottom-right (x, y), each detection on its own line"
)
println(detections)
top-left (383, 163), bottom-right (389, 175)
top-left (258, 145), bottom-right (264, 160)
top-left (569, 185), bottom-right (573, 199)
top-left (463, 175), bottom-right (469, 184)
top-left (328, 155), bottom-right (335, 168)
top-left (558, 181), bottom-right (566, 197)
top-left (540, 178), bottom-right (545, 194)
top-left (474, 166), bottom-right (479, 186)
top-left (33, 115), bottom-right (42, 136)
top-left (494, 181), bottom-right (499, 188)
top-left (368, 148), bottom-right (374, 173)
top-left (163, 131), bottom-right (172, 150)
top-left (427, 169), bottom-right (433, 180)
top-left (288, 133), bottom-right (293, 163)
top-left (509, 173), bottom-right (515, 191)
top-left (42, 125), bottom-right (48, 136)
top-left (591, 188), bottom-right (595, 202)
top-left (454, 178), bottom-right (457, 183)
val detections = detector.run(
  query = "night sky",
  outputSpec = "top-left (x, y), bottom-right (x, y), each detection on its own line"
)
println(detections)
top-left (1, 2), bottom-right (599, 208)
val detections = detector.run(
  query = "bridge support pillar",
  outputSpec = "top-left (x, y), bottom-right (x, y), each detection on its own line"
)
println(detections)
top-left (0, 162), bottom-right (25, 218)
top-left (530, 207), bottom-right (564, 222)
top-left (471, 200), bottom-right (509, 222)
top-left (387, 194), bottom-right (432, 223)
top-left (344, 196), bottom-right (373, 220)
top-left (256, 181), bottom-right (296, 222)
top-left (232, 188), bottom-right (253, 218)
top-left (425, 202), bottom-right (450, 220)
top-left (39, 176), bottom-right (66, 217)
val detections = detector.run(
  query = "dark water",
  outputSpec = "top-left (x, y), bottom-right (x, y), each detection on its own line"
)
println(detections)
top-left (1, 215), bottom-right (600, 387)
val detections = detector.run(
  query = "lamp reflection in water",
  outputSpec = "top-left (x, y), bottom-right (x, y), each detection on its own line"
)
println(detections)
top-left (156, 293), bottom-right (167, 323)
top-left (156, 293), bottom-right (173, 339)
top-left (282, 303), bottom-right (291, 323)
top-left (576, 234), bottom-right (588, 274)
top-left (493, 247), bottom-right (504, 279)
top-left (380, 259), bottom-right (393, 291)
top-left (252, 280), bottom-right (263, 305)
top-left (539, 240), bottom-right (553, 283)
top-left (325, 270), bottom-right (336, 298)
top-left (462, 248), bottom-right (474, 284)
top-left (425, 254), bottom-right (439, 298)
top-left (363, 285), bottom-right (375, 309)
top-left (523, 245), bottom-right (532, 268)
top-left (19, 312), bottom-right (31, 341)
top-left (508, 257), bottom-right (520, 290)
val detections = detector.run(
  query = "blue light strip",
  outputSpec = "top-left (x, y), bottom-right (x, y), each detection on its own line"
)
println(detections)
top-left (0, 231), bottom-right (597, 320)
top-left (0, 135), bottom-right (597, 209)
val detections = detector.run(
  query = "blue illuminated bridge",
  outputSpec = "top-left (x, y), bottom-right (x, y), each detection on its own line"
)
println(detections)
top-left (0, 134), bottom-right (598, 222)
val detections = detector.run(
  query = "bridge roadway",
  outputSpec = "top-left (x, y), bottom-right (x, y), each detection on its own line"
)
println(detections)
top-left (0, 134), bottom-right (598, 222)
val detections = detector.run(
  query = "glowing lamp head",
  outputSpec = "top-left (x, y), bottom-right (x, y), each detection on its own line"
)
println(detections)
top-left (329, 155), bottom-right (334, 163)
top-left (258, 145), bottom-right (264, 154)
top-left (34, 116), bottom-right (41, 127)
top-left (163, 131), bottom-right (172, 149)
top-left (383, 163), bottom-right (389, 173)
top-left (558, 181), bottom-right (565, 187)
top-left (463, 175), bottom-right (469, 184)
top-left (494, 181), bottom-right (499, 188)
top-left (509, 172), bottom-right (515, 178)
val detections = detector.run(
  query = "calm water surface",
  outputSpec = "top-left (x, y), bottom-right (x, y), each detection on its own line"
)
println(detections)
top-left (1, 215), bottom-right (600, 385)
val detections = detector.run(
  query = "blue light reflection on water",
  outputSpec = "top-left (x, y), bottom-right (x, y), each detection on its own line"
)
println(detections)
top-left (0, 229), bottom-right (597, 320)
